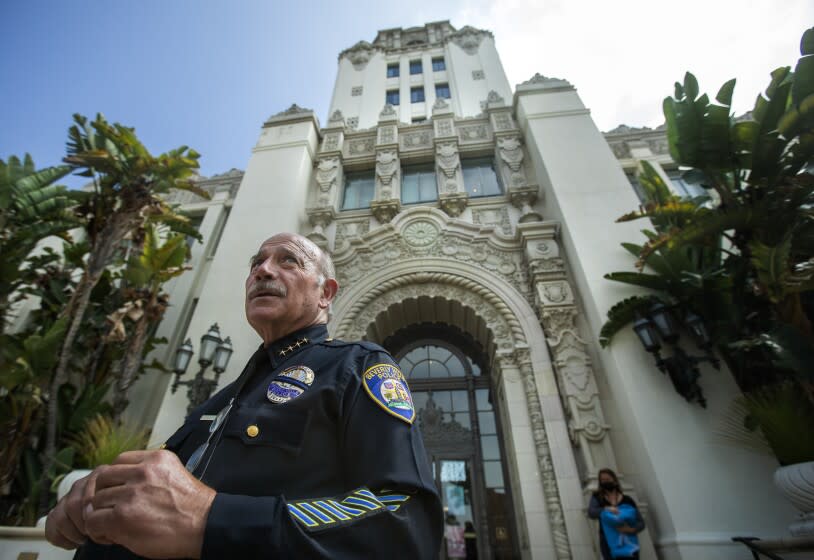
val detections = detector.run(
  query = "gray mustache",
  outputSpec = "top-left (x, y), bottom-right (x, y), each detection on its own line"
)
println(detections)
top-left (249, 281), bottom-right (287, 298)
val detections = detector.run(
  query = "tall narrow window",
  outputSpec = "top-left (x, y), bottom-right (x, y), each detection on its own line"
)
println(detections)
top-left (385, 90), bottom-right (400, 106)
top-left (667, 169), bottom-right (705, 198)
top-left (432, 57), bottom-right (446, 71)
top-left (411, 87), bottom-right (425, 103)
top-left (387, 63), bottom-right (400, 78)
top-left (435, 83), bottom-right (451, 99)
top-left (462, 158), bottom-right (502, 197)
top-left (401, 164), bottom-right (437, 204)
top-left (409, 59), bottom-right (423, 75)
top-left (342, 171), bottom-right (375, 210)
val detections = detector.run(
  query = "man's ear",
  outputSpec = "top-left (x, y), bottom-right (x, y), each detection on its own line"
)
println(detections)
top-left (319, 278), bottom-right (339, 309)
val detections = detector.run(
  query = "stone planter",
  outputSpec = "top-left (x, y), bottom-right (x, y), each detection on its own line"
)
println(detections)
top-left (0, 470), bottom-right (92, 560)
top-left (774, 460), bottom-right (814, 536)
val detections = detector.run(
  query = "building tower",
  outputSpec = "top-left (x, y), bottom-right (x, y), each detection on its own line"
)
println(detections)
top-left (138, 21), bottom-right (796, 560)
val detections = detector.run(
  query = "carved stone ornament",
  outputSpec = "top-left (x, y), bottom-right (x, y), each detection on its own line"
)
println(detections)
top-left (306, 206), bottom-right (335, 248)
top-left (472, 207), bottom-right (512, 235)
top-left (509, 185), bottom-right (542, 223)
top-left (315, 157), bottom-right (340, 193)
top-left (267, 104), bottom-right (312, 122)
top-left (436, 142), bottom-right (460, 179)
top-left (340, 40), bottom-right (377, 71)
top-left (519, 73), bottom-right (572, 88)
top-left (370, 199), bottom-right (401, 224)
top-left (400, 131), bottom-right (431, 150)
top-left (435, 119), bottom-right (454, 137)
top-left (346, 117), bottom-right (359, 131)
top-left (433, 97), bottom-right (450, 111)
top-left (438, 192), bottom-right (468, 217)
top-left (493, 112), bottom-right (513, 131)
top-left (347, 137), bottom-right (375, 156)
top-left (328, 110), bottom-right (344, 125)
top-left (378, 125), bottom-right (396, 145)
top-left (402, 220), bottom-right (440, 247)
top-left (447, 25), bottom-right (490, 55)
top-left (376, 150), bottom-right (399, 186)
top-left (322, 133), bottom-right (340, 152)
top-left (472, 70), bottom-right (485, 80)
top-left (458, 125), bottom-right (488, 142)
top-left (379, 104), bottom-right (397, 119)
top-left (497, 136), bottom-right (525, 187)
top-left (486, 90), bottom-right (505, 106)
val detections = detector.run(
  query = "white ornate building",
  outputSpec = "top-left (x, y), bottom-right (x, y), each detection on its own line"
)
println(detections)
top-left (130, 21), bottom-right (796, 560)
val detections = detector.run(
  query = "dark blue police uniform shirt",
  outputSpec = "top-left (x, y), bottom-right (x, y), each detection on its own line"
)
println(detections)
top-left (76, 324), bottom-right (443, 559)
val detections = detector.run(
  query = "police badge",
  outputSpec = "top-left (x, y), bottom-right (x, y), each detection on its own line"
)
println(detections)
top-left (362, 363), bottom-right (415, 424)
top-left (267, 365), bottom-right (315, 404)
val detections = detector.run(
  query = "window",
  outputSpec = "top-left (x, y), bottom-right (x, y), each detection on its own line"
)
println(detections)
top-left (401, 164), bottom-right (437, 204)
top-left (385, 90), bottom-right (400, 106)
top-left (432, 57), bottom-right (446, 72)
top-left (412, 117), bottom-right (426, 123)
top-left (409, 59), bottom-right (422, 75)
top-left (667, 170), bottom-right (705, 199)
top-left (411, 87), bottom-right (425, 103)
top-left (462, 158), bottom-right (502, 197)
top-left (387, 63), bottom-right (400, 78)
top-left (342, 171), bottom-right (375, 210)
top-left (435, 83), bottom-right (451, 99)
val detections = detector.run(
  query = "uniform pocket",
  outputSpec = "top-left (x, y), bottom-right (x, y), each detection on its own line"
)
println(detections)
top-left (223, 406), bottom-right (311, 454)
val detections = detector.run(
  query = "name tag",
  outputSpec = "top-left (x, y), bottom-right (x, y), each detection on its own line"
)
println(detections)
top-left (200, 414), bottom-right (217, 421)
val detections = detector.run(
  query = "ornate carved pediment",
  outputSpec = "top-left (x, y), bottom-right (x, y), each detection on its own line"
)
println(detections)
top-left (339, 41), bottom-right (378, 71)
top-left (446, 25), bottom-right (492, 55)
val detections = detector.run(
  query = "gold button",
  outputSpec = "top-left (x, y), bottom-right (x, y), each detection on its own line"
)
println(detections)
top-left (246, 425), bottom-right (260, 438)
top-left (159, 443), bottom-right (167, 450)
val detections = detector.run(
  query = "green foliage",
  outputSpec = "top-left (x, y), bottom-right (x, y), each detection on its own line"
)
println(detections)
top-left (0, 114), bottom-right (204, 524)
top-left (599, 295), bottom-right (661, 347)
top-left (71, 415), bottom-right (148, 468)
top-left (601, 26), bottom-right (814, 462)
top-left (0, 154), bottom-right (76, 327)
top-left (716, 383), bottom-right (814, 466)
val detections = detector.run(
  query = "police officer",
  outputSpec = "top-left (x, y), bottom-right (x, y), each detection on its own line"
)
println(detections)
top-left (45, 233), bottom-right (443, 559)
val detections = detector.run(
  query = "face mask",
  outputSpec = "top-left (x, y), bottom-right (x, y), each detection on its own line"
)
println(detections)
top-left (600, 481), bottom-right (617, 491)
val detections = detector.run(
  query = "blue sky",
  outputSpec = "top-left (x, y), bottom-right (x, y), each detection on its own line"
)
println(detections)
top-left (3, 1), bottom-right (812, 184)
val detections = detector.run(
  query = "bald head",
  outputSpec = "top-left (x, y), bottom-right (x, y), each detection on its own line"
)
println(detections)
top-left (245, 233), bottom-right (339, 344)
top-left (258, 233), bottom-right (335, 286)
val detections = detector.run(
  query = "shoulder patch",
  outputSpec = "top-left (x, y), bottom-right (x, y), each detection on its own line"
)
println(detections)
top-left (362, 363), bottom-right (415, 424)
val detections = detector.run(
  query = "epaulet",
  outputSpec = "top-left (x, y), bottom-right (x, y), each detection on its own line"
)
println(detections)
top-left (318, 338), bottom-right (386, 353)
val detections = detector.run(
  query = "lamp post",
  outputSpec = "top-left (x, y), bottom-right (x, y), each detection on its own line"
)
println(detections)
top-left (172, 323), bottom-right (234, 413)
top-left (632, 303), bottom-right (719, 408)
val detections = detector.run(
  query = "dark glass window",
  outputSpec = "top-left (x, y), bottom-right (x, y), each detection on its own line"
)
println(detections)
top-left (432, 57), bottom-right (446, 71)
top-left (385, 90), bottom-right (400, 106)
top-left (435, 83), bottom-right (451, 99)
top-left (401, 164), bottom-right (437, 204)
top-left (411, 87), bottom-right (425, 103)
top-left (409, 59), bottom-right (423, 75)
top-left (386, 63), bottom-right (400, 78)
top-left (342, 171), bottom-right (375, 210)
top-left (462, 158), bottom-right (502, 197)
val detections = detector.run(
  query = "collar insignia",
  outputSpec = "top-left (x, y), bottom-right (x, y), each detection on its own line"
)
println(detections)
top-left (268, 365), bottom-right (315, 404)
top-left (362, 363), bottom-right (415, 424)
top-left (279, 337), bottom-right (309, 357)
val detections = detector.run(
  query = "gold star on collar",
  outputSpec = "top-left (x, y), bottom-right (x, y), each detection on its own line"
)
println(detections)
top-left (278, 337), bottom-right (310, 357)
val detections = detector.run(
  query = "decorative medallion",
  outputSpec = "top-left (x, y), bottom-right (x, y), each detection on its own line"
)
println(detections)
top-left (403, 220), bottom-right (440, 248)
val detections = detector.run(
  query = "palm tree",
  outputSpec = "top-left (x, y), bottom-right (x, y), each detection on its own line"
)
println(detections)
top-left (40, 114), bottom-right (207, 513)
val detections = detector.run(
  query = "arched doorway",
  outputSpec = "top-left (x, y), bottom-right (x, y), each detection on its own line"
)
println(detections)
top-left (385, 324), bottom-right (519, 560)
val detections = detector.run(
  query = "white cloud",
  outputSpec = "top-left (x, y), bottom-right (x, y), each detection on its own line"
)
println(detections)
top-left (451, 0), bottom-right (813, 131)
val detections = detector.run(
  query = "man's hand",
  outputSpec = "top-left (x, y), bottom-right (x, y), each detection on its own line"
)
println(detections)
top-left (618, 524), bottom-right (637, 534)
top-left (84, 450), bottom-right (216, 559)
top-left (45, 471), bottom-right (101, 549)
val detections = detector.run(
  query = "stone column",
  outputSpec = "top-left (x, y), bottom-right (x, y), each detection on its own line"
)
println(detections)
top-left (432, 98), bottom-right (468, 217)
top-left (370, 104), bottom-right (401, 223)
top-left (307, 110), bottom-right (345, 248)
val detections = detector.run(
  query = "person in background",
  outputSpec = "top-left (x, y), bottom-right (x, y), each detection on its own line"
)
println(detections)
top-left (587, 467), bottom-right (645, 560)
